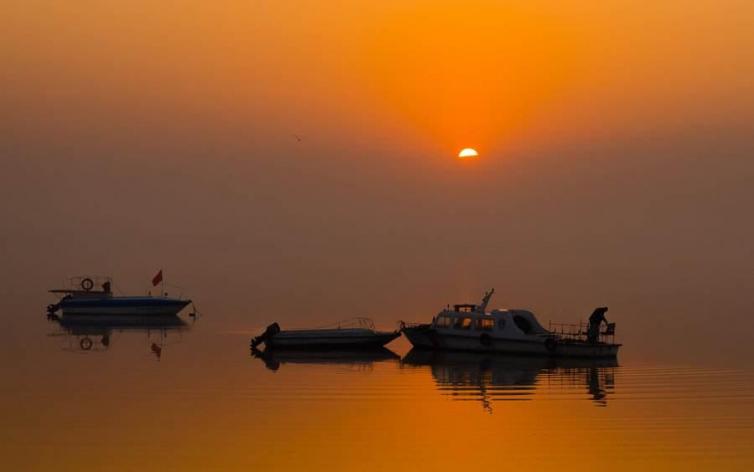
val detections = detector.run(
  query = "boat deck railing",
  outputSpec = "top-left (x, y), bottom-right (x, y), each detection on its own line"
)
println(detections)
top-left (549, 321), bottom-right (586, 341)
top-left (399, 321), bottom-right (429, 329)
top-left (314, 317), bottom-right (375, 330)
top-left (50, 275), bottom-right (113, 293)
top-left (549, 321), bottom-right (617, 344)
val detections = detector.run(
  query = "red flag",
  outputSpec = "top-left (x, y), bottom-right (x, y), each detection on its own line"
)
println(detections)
top-left (152, 270), bottom-right (163, 287)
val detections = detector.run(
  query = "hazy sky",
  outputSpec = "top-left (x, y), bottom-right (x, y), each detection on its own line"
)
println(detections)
top-left (2, 1), bottom-right (753, 362)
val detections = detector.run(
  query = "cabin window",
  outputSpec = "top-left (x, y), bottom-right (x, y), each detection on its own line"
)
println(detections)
top-left (453, 317), bottom-right (473, 330)
top-left (476, 318), bottom-right (494, 331)
top-left (513, 315), bottom-right (533, 334)
top-left (498, 319), bottom-right (506, 330)
top-left (435, 315), bottom-right (452, 328)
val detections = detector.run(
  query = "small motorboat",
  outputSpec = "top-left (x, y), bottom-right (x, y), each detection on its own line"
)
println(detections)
top-left (47, 275), bottom-right (191, 316)
top-left (251, 317), bottom-right (400, 350)
top-left (401, 289), bottom-right (621, 358)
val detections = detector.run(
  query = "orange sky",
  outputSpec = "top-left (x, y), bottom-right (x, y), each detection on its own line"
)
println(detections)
top-left (4, 1), bottom-right (753, 154)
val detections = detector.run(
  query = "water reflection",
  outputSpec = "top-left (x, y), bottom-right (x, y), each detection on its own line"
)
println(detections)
top-left (251, 347), bottom-right (400, 371)
top-left (401, 349), bottom-right (617, 412)
top-left (48, 313), bottom-right (192, 359)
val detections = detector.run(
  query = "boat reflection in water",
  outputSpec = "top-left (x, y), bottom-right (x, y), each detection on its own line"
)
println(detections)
top-left (251, 347), bottom-right (400, 372)
top-left (48, 313), bottom-right (193, 359)
top-left (401, 349), bottom-right (618, 412)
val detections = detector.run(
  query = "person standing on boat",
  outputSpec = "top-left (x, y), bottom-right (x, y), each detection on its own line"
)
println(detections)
top-left (587, 307), bottom-right (608, 343)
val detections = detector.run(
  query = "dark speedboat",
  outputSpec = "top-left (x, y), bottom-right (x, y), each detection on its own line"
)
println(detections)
top-left (251, 317), bottom-right (400, 350)
top-left (47, 275), bottom-right (191, 316)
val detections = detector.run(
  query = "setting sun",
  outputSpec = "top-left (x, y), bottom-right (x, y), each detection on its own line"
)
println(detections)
top-left (458, 148), bottom-right (479, 158)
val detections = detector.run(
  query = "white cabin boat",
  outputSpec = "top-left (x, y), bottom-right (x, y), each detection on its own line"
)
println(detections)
top-left (401, 289), bottom-right (620, 358)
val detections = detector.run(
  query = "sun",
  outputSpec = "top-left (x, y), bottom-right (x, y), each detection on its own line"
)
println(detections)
top-left (458, 148), bottom-right (479, 158)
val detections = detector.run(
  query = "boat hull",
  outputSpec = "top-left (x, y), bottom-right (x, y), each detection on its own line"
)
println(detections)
top-left (267, 330), bottom-right (401, 349)
top-left (402, 327), bottom-right (619, 358)
top-left (59, 297), bottom-right (191, 316)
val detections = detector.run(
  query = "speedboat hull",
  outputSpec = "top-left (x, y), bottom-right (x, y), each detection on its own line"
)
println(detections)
top-left (59, 296), bottom-right (191, 316)
top-left (402, 326), bottom-right (620, 358)
top-left (267, 328), bottom-right (401, 349)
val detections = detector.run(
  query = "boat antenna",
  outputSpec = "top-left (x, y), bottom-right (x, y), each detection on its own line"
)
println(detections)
top-left (478, 288), bottom-right (495, 313)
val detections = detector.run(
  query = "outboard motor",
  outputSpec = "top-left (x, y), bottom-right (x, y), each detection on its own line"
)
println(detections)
top-left (46, 294), bottom-right (71, 319)
top-left (251, 322), bottom-right (281, 349)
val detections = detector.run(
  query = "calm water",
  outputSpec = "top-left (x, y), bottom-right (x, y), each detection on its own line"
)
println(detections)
top-left (2, 313), bottom-right (753, 471)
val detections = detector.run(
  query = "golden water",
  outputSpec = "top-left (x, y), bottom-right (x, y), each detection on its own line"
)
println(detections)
top-left (2, 313), bottom-right (753, 471)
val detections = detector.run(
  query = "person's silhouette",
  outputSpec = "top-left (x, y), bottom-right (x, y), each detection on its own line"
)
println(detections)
top-left (587, 307), bottom-right (608, 343)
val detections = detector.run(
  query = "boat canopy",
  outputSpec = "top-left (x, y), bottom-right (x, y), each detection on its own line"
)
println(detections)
top-left (50, 275), bottom-right (113, 294)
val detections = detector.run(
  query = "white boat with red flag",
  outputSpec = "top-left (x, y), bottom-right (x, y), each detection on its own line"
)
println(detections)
top-left (47, 272), bottom-right (191, 317)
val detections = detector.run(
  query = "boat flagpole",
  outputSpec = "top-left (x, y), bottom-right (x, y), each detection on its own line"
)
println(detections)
top-left (151, 269), bottom-right (164, 297)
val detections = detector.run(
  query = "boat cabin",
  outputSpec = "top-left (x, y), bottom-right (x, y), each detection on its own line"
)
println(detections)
top-left (432, 308), bottom-right (550, 338)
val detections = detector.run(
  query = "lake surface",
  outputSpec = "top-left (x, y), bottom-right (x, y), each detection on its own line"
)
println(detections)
top-left (2, 313), bottom-right (753, 471)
